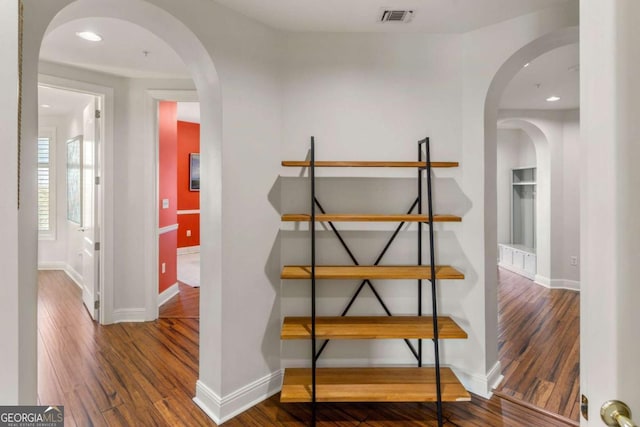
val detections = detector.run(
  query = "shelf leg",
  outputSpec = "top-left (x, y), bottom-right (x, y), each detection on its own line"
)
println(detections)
top-left (310, 137), bottom-right (317, 426)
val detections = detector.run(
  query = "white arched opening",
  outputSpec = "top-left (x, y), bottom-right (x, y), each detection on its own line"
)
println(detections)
top-left (21, 0), bottom-right (222, 407)
top-left (476, 26), bottom-right (579, 414)
top-left (484, 27), bottom-right (579, 290)
top-left (482, 25), bottom-right (578, 346)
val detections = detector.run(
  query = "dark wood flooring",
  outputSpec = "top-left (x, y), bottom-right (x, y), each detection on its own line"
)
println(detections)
top-left (38, 269), bottom-right (579, 426)
top-left (160, 282), bottom-right (199, 318)
top-left (38, 271), bottom-right (210, 426)
top-left (494, 268), bottom-right (580, 422)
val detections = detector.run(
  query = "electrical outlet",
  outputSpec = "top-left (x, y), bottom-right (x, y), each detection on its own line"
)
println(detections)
top-left (570, 256), bottom-right (578, 266)
top-left (161, 262), bottom-right (166, 274)
top-left (186, 229), bottom-right (191, 237)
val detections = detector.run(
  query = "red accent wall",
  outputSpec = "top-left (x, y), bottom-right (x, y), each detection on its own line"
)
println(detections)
top-left (158, 102), bottom-right (178, 293)
top-left (159, 231), bottom-right (178, 293)
top-left (177, 120), bottom-right (200, 248)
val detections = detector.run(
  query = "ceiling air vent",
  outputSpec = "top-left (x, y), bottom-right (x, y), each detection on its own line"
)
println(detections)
top-left (379, 9), bottom-right (415, 23)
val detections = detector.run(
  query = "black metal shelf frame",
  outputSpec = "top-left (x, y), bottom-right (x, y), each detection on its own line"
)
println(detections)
top-left (306, 136), bottom-right (445, 427)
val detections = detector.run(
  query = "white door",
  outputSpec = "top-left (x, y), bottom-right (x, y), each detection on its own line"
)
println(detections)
top-left (81, 97), bottom-right (100, 321)
top-left (581, 0), bottom-right (640, 425)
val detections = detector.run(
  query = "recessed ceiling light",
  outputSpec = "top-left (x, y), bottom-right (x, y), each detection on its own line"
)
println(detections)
top-left (40, 104), bottom-right (51, 108)
top-left (523, 63), bottom-right (530, 68)
top-left (76, 31), bottom-right (102, 42)
top-left (546, 96), bottom-right (561, 102)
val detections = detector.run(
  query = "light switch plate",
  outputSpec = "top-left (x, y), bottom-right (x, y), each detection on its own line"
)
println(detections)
top-left (162, 199), bottom-right (169, 209)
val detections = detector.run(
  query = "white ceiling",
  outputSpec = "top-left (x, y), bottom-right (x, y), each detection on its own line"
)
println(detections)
top-left (38, 3), bottom-right (577, 112)
top-left (499, 44), bottom-right (579, 110)
top-left (38, 85), bottom-right (93, 117)
top-left (210, 0), bottom-right (569, 33)
top-left (40, 17), bottom-right (190, 79)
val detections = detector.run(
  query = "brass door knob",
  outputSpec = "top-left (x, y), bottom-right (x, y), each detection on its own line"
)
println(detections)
top-left (601, 400), bottom-right (637, 427)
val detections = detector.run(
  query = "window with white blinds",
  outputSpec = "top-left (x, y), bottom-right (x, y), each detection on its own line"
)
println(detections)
top-left (38, 131), bottom-right (55, 239)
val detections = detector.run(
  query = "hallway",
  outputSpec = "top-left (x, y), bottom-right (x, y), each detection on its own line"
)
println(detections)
top-left (38, 270), bottom-right (578, 426)
top-left (494, 268), bottom-right (580, 421)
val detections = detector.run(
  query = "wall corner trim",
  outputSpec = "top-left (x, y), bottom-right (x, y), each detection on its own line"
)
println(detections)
top-left (453, 361), bottom-right (503, 399)
top-left (534, 274), bottom-right (551, 287)
top-left (158, 283), bottom-right (180, 307)
top-left (549, 279), bottom-right (580, 291)
top-left (194, 370), bottom-right (283, 424)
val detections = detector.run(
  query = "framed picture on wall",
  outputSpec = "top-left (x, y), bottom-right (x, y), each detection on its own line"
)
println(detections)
top-left (190, 153), bottom-right (200, 191)
top-left (67, 135), bottom-right (83, 225)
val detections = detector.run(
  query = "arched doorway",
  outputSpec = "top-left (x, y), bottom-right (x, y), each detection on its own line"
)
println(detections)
top-left (484, 27), bottom-right (580, 419)
top-left (21, 0), bottom-right (222, 411)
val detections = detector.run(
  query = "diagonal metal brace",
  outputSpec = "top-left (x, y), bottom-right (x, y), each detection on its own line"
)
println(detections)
top-left (313, 197), bottom-right (420, 361)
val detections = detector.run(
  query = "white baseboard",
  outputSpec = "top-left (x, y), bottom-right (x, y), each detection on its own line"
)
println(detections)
top-left (454, 361), bottom-right (503, 399)
top-left (38, 262), bottom-right (83, 290)
top-left (112, 308), bottom-right (147, 323)
top-left (550, 279), bottom-right (580, 291)
top-left (178, 246), bottom-right (200, 255)
top-left (194, 370), bottom-right (283, 424)
top-left (193, 381), bottom-right (222, 424)
top-left (534, 275), bottom-right (580, 291)
top-left (158, 283), bottom-right (180, 307)
top-left (38, 261), bottom-right (67, 270)
top-left (66, 266), bottom-right (83, 290)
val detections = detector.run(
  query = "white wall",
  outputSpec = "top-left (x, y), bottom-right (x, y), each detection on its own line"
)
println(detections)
top-left (282, 33), bottom-right (463, 176)
top-left (581, 0), bottom-right (640, 421)
top-left (561, 110), bottom-right (580, 283)
top-left (496, 128), bottom-right (536, 244)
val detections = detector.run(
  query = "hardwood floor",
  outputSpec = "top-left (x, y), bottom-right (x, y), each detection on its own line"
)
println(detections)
top-left (495, 268), bottom-right (580, 422)
top-left (160, 282), bottom-right (199, 318)
top-left (38, 269), bottom-right (579, 426)
top-left (38, 271), bottom-right (211, 426)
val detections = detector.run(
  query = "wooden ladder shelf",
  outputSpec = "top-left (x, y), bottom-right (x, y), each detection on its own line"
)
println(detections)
top-left (279, 137), bottom-right (468, 426)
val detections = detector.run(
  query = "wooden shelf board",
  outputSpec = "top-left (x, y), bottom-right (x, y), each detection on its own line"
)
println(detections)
top-left (281, 160), bottom-right (459, 168)
top-left (281, 213), bottom-right (462, 223)
top-left (281, 265), bottom-right (464, 280)
top-left (280, 367), bottom-right (471, 403)
top-left (281, 316), bottom-right (467, 340)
